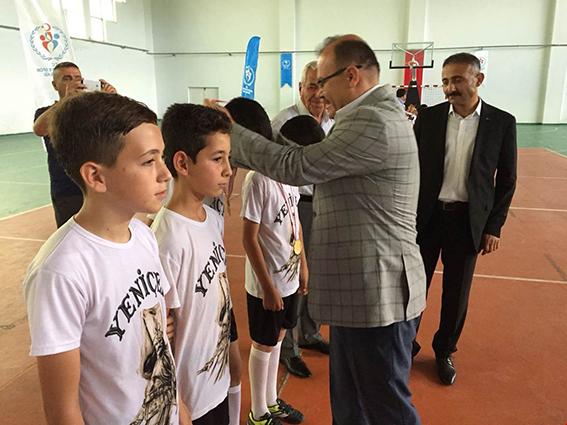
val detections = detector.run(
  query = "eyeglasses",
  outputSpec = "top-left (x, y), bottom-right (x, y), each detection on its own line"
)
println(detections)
top-left (316, 65), bottom-right (363, 88)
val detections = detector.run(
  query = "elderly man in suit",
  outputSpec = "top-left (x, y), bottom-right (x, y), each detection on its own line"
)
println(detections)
top-left (210, 35), bottom-right (425, 425)
top-left (413, 53), bottom-right (517, 386)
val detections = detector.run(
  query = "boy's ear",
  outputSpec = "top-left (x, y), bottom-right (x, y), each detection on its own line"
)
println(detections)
top-left (79, 161), bottom-right (107, 193)
top-left (173, 151), bottom-right (191, 176)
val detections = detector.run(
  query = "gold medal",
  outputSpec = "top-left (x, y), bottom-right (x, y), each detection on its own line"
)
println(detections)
top-left (293, 239), bottom-right (302, 255)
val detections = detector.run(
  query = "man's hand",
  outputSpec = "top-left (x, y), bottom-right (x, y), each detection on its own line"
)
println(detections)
top-left (63, 80), bottom-right (86, 98)
top-left (481, 233), bottom-right (500, 255)
top-left (204, 98), bottom-right (234, 123)
top-left (263, 286), bottom-right (284, 311)
top-left (100, 79), bottom-right (117, 94)
top-left (299, 269), bottom-right (309, 295)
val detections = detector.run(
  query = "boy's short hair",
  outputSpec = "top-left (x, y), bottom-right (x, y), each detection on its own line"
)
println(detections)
top-left (161, 103), bottom-right (231, 177)
top-left (279, 115), bottom-right (325, 147)
top-left (396, 87), bottom-right (406, 98)
top-left (225, 97), bottom-right (272, 141)
top-left (49, 91), bottom-right (157, 191)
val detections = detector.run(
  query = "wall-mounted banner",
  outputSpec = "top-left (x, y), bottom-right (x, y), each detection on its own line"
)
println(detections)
top-left (15, 0), bottom-right (75, 107)
top-left (474, 50), bottom-right (488, 77)
top-left (280, 53), bottom-right (292, 88)
top-left (241, 36), bottom-right (261, 99)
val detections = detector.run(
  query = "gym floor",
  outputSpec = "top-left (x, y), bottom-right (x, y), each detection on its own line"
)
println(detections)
top-left (1, 125), bottom-right (566, 424)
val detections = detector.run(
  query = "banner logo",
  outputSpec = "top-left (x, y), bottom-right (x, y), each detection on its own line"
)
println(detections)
top-left (244, 65), bottom-right (256, 87)
top-left (241, 36), bottom-right (261, 99)
top-left (280, 53), bottom-right (292, 88)
top-left (29, 23), bottom-right (70, 61)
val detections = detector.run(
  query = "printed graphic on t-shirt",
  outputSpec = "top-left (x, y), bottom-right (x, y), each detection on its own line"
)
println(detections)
top-left (131, 303), bottom-right (177, 425)
top-left (206, 196), bottom-right (225, 217)
top-left (105, 268), bottom-right (165, 341)
top-left (197, 271), bottom-right (231, 383)
top-left (275, 249), bottom-right (300, 282)
top-left (273, 191), bottom-right (300, 282)
top-left (195, 242), bottom-right (226, 297)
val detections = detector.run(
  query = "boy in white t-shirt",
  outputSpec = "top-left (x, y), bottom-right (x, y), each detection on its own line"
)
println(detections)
top-left (229, 98), bottom-right (307, 425)
top-left (23, 92), bottom-right (190, 424)
top-left (153, 103), bottom-right (234, 425)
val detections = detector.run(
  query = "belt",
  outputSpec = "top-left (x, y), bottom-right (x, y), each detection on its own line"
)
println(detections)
top-left (299, 194), bottom-right (313, 203)
top-left (437, 200), bottom-right (468, 212)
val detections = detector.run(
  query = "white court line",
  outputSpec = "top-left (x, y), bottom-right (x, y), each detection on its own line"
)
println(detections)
top-left (434, 270), bottom-right (567, 285)
top-left (2, 236), bottom-right (565, 286)
top-left (510, 206), bottom-right (567, 213)
top-left (0, 235), bottom-right (46, 243)
top-left (518, 175), bottom-right (567, 180)
top-left (0, 149), bottom-right (44, 158)
top-left (0, 180), bottom-right (49, 186)
top-left (0, 204), bottom-right (50, 222)
top-left (545, 148), bottom-right (567, 160)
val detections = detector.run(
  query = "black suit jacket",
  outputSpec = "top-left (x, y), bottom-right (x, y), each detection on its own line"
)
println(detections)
top-left (414, 101), bottom-right (517, 251)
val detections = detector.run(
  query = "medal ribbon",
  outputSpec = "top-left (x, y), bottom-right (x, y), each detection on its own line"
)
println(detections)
top-left (276, 182), bottom-right (299, 242)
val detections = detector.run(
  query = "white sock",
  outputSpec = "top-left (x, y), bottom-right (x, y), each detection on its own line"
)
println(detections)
top-left (266, 340), bottom-right (282, 407)
top-left (249, 346), bottom-right (271, 419)
top-left (228, 384), bottom-right (241, 425)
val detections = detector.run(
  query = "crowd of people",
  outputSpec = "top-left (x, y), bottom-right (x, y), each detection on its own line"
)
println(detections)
top-left (24, 33), bottom-right (516, 425)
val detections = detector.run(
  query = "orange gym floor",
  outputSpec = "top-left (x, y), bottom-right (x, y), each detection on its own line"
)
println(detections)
top-left (1, 147), bottom-right (567, 424)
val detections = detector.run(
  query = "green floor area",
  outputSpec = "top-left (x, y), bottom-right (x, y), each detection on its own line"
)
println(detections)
top-left (0, 124), bottom-right (565, 218)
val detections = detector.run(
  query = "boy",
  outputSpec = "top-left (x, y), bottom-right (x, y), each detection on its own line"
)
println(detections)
top-left (153, 103), bottom-right (234, 425)
top-left (23, 92), bottom-right (187, 424)
top-left (233, 98), bottom-right (307, 425)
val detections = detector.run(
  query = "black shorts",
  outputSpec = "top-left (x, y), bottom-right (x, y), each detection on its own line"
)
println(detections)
top-left (247, 291), bottom-right (299, 346)
top-left (193, 396), bottom-right (229, 425)
top-left (229, 308), bottom-right (238, 342)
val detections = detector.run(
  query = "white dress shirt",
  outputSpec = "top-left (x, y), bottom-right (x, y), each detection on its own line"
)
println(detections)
top-left (438, 100), bottom-right (482, 202)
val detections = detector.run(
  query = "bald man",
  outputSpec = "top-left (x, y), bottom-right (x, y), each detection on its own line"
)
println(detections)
top-left (212, 34), bottom-right (424, 425)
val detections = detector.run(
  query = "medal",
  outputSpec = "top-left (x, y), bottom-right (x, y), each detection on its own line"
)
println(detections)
top-left (293, 239), bottom-right (302, 255)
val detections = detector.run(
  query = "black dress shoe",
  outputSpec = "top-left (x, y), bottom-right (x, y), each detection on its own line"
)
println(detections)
top-left (280, 355), bottom-right (312, 378)
top-left (436, 355), bottom-right (456, 385)
top-left (299, 340), bottom-right (330, 355)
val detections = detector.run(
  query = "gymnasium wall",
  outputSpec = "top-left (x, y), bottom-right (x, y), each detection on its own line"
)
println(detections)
top-left (1, 0), bottom-right (566, 135)
top-left (0, 0), bottom-right (157, 134)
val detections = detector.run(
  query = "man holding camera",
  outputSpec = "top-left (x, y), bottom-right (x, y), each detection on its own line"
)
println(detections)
top-left (33, 62), bottom-right (116, 227)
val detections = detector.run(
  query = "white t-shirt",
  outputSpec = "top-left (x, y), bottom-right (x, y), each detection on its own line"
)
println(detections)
top-left (23, 219), bottom-right (180, 425)
top-left (152, 206), bottom-right (231, 420)
top-left (241, 171), bottom-right (301, 298)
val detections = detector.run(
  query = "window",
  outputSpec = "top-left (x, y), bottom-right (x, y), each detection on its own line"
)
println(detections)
top-left (61, 0), bottom-right (87, 38)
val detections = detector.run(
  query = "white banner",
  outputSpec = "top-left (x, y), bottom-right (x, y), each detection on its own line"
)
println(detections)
top-left (15, 0), bottom-right (75, 107)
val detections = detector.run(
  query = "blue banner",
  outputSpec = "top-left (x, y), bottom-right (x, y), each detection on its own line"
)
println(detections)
top-left (241, 36), bottom-right (261, 99)
top-left (280, 53), bottom-right (292, 87)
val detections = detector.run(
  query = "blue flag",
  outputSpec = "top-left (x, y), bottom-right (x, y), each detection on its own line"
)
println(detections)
top-left (280, 53), bottom-right (292, 87)
top-left (241, 36), bottom-right (261, 99)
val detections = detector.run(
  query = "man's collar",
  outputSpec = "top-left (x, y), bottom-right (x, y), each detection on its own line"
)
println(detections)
top-left (335, 84), bottom-right (381, 120)
top-left (448, 98), bottom-right (483, 118)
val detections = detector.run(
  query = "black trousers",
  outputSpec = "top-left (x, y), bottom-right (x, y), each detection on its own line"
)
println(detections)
top-left (330, 321), bottom-right (421, 425)
top-left (417, 205), bottom-right (478, 357)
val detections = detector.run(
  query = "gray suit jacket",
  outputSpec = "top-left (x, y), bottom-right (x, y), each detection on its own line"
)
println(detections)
top-left (231, 85), bottom-right (426, 327)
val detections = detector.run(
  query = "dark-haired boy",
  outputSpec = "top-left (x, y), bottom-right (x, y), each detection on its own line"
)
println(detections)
top-left (230, 98), bottom-right (306, 425)
top-left (23, 92), bottom-right (187, 424)
top-left (152, 103), bottom-right (234, 425)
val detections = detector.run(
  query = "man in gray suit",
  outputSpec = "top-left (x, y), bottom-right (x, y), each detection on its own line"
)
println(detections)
top-left (210, 35), bottom-right (425, 425)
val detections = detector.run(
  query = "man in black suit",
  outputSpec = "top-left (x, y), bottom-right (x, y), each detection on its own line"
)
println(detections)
top-left (414, 52), bottom-right (517, 385)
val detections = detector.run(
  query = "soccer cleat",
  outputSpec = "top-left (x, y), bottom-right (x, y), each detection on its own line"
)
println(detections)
top-left (247, 411), bottom-right (283, 425)
top-left (268, 398), bottom-right (304, 424)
